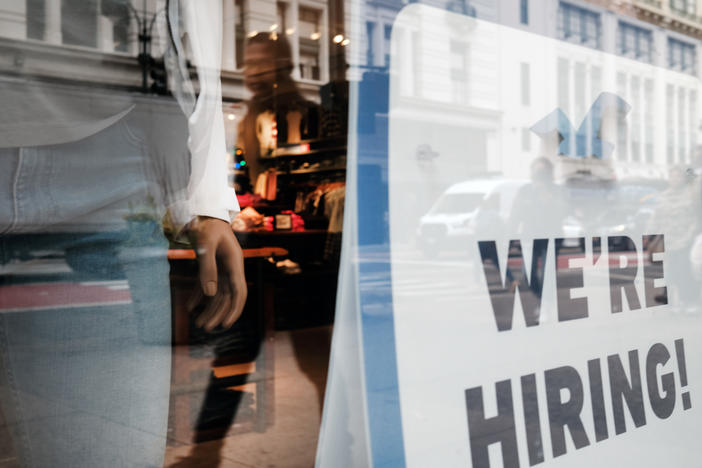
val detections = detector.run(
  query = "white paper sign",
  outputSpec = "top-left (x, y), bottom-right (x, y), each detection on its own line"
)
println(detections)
top-left (388, 5), bottom-right (702, 468)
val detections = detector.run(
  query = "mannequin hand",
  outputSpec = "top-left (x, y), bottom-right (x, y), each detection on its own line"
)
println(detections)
top-left (187, 216), bottom-right (247, 330)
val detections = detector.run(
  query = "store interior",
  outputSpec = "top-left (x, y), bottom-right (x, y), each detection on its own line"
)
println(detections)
top-left (162, 72), bottom-right (349, 466)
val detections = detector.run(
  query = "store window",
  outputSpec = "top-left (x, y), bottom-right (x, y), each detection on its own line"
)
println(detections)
top-left (618, 21), bottom-right (653, 63)
top-left (299, 6), bottom-right (322, 80)
top-left (558, 2), bottom-right (601, 49)
top-left (668, 37), bottom-right (696, 74)
top-left (1, 0), bottom-right (348, 465)
top-left (5, 1), bottom-right (702, 467)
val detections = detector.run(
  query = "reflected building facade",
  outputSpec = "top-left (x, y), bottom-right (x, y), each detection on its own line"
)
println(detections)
top-left (0, 0), bottom-right (342, 112)
top-left (0, 0), bottom-right (348, 187)
top-left (352, 0), bottom-right (701, 182)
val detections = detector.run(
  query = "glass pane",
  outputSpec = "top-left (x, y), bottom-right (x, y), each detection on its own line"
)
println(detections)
top-left (4, 1), bottom-right (702, 466)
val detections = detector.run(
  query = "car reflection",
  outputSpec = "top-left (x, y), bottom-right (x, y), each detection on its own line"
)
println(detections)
top-left (417, 178), bottom-right (527, 258)
top-left (416, 171), bottom-right (671, 260)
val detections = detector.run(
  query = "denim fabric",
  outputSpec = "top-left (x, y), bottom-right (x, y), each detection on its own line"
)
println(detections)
top-left (0, 91), bottom-right (183, 466)
top-left (0, 83), bottom-right (192, 234)
top-left (0, 227), bottom-right (171, 468)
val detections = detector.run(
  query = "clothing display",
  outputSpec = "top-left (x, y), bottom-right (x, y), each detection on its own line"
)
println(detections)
top-left (157, 0), bottom-right (241, 225)
top-left (286, 111), bottom-right (304, 144)
top-left (254, 169), bottom-right (278, 201)
top-left (232, 206), bottom-right (265, 232)
top-left (278, 211), bottom-right (306, 232)
top-left (324, 187), bottom-right (346, 234)
top-left (236, 193), bottom-right (266, 209)
top-left (301, 182), bottom-right (346, 219)
top-left (256, 111), bottom-right (277, 156)
top-left (0, 89), bottom-right (189, 233)
top-left (0, 1), bottom-right (237, 466)
top-left (238, 89), bottom-right (320, 184)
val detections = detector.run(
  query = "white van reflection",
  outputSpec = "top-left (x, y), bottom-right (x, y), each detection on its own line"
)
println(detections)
top-left (417, 178), bottom-right (527, 257)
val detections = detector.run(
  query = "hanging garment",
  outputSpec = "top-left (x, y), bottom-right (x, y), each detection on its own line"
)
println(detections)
top-left (256, 110), bottom-right (277, 156)
top-left (324, 186), bottom-right (346, 234)
top-left (286, 110), bottom-right (303, 144)
top-left (265, 169), bottom-right (278, 201)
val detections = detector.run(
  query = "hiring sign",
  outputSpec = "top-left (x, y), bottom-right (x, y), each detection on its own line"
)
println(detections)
top-left (469, 235), bottom-right (688, 467)
top-left (381, 5), bottom-right (702, 468)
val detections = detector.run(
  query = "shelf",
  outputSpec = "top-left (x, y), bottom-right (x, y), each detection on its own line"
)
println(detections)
top-left (261, 146), bottom-right (347, 159)
top-left (285, 166), bottom-right (346, 175)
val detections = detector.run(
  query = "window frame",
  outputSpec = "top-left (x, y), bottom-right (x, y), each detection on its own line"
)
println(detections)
top-left (557, 2), bottom-right (601, 50)
top-left (520, 0), bottom-right (529, 26)
top-left (618, 21), bottom-right (653, 63)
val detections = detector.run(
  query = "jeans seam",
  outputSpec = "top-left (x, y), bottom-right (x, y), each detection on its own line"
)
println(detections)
top-left (121, 119), bottom-right (146, 149)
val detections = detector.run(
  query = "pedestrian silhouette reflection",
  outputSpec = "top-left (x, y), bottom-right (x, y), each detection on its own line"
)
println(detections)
top-left (170, 32), bottom-right (326, 467)
top-left (650, 166), bottom-right (700, 312)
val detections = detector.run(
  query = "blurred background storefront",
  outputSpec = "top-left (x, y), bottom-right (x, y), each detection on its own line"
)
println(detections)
top-left (0, 1), bottom-right (351, 466)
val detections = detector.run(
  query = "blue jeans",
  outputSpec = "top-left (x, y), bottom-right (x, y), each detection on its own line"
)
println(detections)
top-left (0, 105), bottom-right (179, 467)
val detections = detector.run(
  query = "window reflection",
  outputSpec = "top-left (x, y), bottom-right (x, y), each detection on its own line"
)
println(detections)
top-left (1, 0), bottom-right (346, 467)
top-left (2, 0), bottom-right (702, 465)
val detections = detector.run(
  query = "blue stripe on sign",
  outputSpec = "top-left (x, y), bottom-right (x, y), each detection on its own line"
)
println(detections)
top-left (356, 65), bottom-right (406, 467)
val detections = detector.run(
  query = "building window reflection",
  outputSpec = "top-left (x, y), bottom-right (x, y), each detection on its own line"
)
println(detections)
top-left (23, 0), bottom-right (132, 53)
top-left (62, 0), bottom-right (99, 48)
top-left (235, 0), bottom-right (245, 68)
top-left (558, 2), bottom-right (601, 49)
top-left (668, 37), bottom-right (696, 75)
top-left (618, 21), bottom-right (652, 63)
top-left (26, 0), bottom-right (46, 41)
top-left (299, 6), bottom-right (321, 80)
top-left (670, 0), bottom-right (697, 16)
top-left (520, 0), bottom-right (529, 25)
top-left (384, 24), bottom-right (392, 67)
top-left (366, 21), bottom-right (375, 66)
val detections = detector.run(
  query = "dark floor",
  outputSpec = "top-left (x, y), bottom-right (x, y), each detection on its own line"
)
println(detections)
top-left (164, 325), bottom-right (332, 468)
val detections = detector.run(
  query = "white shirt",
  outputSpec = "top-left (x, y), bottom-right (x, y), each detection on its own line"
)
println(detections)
top-left (166, 0), bottom-right (240, 227)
